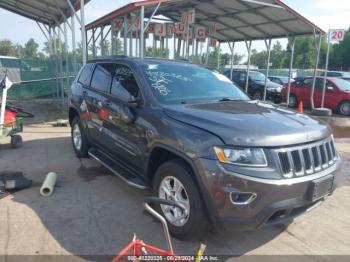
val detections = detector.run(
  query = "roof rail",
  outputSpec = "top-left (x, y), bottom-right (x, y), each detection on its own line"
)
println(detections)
top-left (90, 55), bottom-right (128, 61)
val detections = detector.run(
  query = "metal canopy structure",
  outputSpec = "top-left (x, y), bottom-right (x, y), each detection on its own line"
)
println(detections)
top-left (86, 0), bottom-right (325, 42)
top-left (146, 0), bottom-right (326, 42)
top-left (0, 0), bottom-right (90, 25)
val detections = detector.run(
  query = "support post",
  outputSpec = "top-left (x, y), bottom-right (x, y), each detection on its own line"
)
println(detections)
top-left (217, 42), bottom-right (221, 70)
top-left (57, 25), bottom-right (64, 106)
top-left (286, 36), bottom-right (295, 106)
top-left (264, 38), bottom-right (272, 101)
top-left (205, 36), bottom-right (210, 65)
top-left (129, 28), bottom-right (133, 57)
top-left (48, 26), bottom-right (55, 99)
top-left (174, 33), bottom-right (177, 59)
top-left (140, 6), bottom-right (145, 58)
top-left (52, 26), bottom-right (59, 99)
top-left (63, 21), bottom-right (69, 107)
top-left (80, 0), bottom-right (87, 64)
top-left (245, 40), bottom-right (252, 93)
top-left (321, 31), bottom-right (331, 108)
top-left (186, 20), bottom-right (190, 59)
top-left (228, 42), bottom-right (235, 80)
top-left (124, 15), bottom-right (128, 56)
top-left (100, 26), bottom-right (104, 56)
top-left (310, 34), bottom-right (322, 110)
top-left (71, 16), bottom-right (77, 73)
top-left (92, 28), bottom-right (96, 58)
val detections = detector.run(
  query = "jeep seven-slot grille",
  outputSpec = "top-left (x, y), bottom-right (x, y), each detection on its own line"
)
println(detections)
top-left (276, 137), bottom-right (337, 178)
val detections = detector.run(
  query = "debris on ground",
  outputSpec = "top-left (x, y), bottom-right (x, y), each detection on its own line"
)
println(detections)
top-left (0, 171), bottom-right (32, 198)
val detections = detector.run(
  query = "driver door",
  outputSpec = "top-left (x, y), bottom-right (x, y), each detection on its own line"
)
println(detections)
top-left (102, 64), bottom-right (146, 170)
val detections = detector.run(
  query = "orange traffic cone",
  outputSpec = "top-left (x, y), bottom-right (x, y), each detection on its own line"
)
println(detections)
top-left (298, 100), bottom-right (304, 113)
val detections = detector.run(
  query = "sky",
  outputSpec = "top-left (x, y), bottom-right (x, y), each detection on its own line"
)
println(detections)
top-left (0, 0), bottom-right (349, 57)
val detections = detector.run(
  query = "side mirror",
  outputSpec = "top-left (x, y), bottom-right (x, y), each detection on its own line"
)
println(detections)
top-left (126, 95), bottom-right (141, 108)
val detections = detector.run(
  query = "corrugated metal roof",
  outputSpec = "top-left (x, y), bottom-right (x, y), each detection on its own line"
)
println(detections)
top-left (86, 0), bottom-right (325, 41)
top-left (0, 0), bottom-right (90, 25)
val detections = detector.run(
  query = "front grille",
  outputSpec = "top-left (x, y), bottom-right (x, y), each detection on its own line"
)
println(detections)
top-left (276, 137), bottom-right (337, 178)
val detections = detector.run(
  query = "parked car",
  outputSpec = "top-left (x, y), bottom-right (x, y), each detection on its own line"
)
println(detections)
top-left (268, 76), bottom-right (294, 86)
top-left (281, 76), bottom-right (350, 116)
top-left (224, 69), bottom-right (282, 102)
top-left (69, 57), bottom-right (341, 239)
top-left (320, 71), bottom-right (350, 82)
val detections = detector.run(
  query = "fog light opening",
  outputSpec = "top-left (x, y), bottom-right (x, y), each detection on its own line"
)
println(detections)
top-left (230, 191), bottom-right (257, 205)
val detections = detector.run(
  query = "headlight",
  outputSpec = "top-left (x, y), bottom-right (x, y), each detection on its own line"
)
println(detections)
top-left (214, 147), bottom-right (267, 167)
top-left (268, 87), bottom-right (282, 93)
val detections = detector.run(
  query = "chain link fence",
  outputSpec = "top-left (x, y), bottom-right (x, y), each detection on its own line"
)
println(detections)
top-left (0, 57), bottom-right (80, 100)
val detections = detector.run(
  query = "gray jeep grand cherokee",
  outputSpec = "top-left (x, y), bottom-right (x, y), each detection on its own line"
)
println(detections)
top-left (69, 56), bottom-right (341, 239)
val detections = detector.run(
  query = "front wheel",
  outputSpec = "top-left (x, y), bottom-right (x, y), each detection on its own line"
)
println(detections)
top-left (11, 135), bottom-right (22, 149)
top-left (71, 116), bottom-right (90, 158)
top-left (338, 100), bottom-right (350, 116)
top-left (252, 90), bottom-right (263, 100)
top-left (153, 159), bottom-right (208, 239)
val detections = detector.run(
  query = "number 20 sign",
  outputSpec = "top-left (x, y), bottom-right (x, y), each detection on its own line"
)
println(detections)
top-left (329, 29), bottom-right (346, 42)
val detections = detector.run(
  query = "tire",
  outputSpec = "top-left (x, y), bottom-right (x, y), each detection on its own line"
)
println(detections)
top-left (252, 90), bottom-right (263, 100)
top-left (338, 100), bottom-right (350, 116)
top-left (71, 116), bottom-right (90, 158)
top-left (288, 94), bottom-right (298, 108)
top-left (11, 135), bottom-right (22, 149)
top-left (153, 159), bottom-right (208, 239)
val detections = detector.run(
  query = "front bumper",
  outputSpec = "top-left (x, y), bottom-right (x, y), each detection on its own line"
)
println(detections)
top-left (198, 157), bottom-right (341, 231)
top-left (266, 91), bottom-right (282, 103)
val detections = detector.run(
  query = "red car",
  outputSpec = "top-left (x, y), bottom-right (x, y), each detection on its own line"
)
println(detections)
top-left (281, 77), bottom-right (350, 116)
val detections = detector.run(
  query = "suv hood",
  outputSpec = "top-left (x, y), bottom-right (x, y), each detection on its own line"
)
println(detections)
top-left (164, 101), bottom-right (332, 147)
top-left (255, 80), bottom-right (282, 90)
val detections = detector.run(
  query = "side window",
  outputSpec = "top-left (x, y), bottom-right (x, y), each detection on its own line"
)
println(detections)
top-left (326, 80), bottom-right (336, 92)
top-left (90, 63), bottom-right (115, 93)
top-left (315, 78), bottom-right (325, 89)
top-left (232, 71), bottom-right (240, 80)
top-left (239, 72), bottom-right (246, 82)
top-left (303, 78), bottom-right (313, 88)
top-left (78, 63), bottom-right (95, 86)
top-left (111, 65), bottom-right (140, 101)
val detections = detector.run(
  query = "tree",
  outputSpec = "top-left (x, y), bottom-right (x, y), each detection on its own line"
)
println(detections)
top-left (0, 39), bottom-right (18, 56)
top-left (270, 41), bottom-right (287, 69)
top-left (250, 49), bottom-right (268, 68)
top-left (202, 47), bottom-right (245, 68)
top-left (23, 38), bottom-right (39, 58)
top-left (43, 39), bottom-right (67, 55)
top-left (112, 38), bottom-right (123, 55)
top-left (145, 47), bottom-right (169, 58)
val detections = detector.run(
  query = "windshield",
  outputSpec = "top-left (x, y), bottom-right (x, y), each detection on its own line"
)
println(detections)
top-left (279, 77), bottom-right (291, 84)
top-left (333, 78), bottom-right (350, 91)
top-left (142, 64), bottom-right (249, 104)
top-left (249, 71), bottom-right (266, 82)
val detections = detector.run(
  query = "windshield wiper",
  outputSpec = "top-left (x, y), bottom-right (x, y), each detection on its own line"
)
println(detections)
top-left (218, 98), bottom-right (244, 102)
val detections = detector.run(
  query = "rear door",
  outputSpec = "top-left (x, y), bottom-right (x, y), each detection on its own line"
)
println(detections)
top-left (76, 63), bottom-right (96, 138)
top-left (84, 63), bottom-right (115, 147)
top-left (296, 78), bottom-right (313, 107)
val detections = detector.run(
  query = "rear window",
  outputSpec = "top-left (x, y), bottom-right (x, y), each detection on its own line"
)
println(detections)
top-left (333, 78), bottom-right (350, 91)
top-left (78, 63), bottom-right (95, 86)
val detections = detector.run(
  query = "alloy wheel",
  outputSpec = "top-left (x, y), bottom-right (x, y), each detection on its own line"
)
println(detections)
top-left (158, 176), bottom-right (190, 227)
top-left (72, 123), bottom-right (82, 151)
